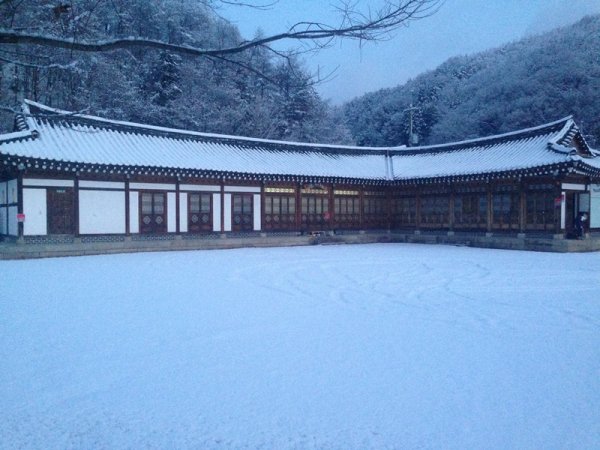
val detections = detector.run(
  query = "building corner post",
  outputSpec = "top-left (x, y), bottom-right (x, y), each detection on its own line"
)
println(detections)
top-left (125, 176), bottom-right (130, 236)
top-left (175, 177), bottom-right (180, 235)
top-left (518, 179), bottom-right (525, 235)
top-left (16, 167), bottom-right (24, 241)
top-left (74, 174), bottom-right (80, 237)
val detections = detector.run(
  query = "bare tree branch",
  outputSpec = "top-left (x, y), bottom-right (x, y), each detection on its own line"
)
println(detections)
top-left (209, 53), bottom-right (280, 86)
top-left (217, 0), bottom-right (279, 10)
top-left (0, 0), bottom-right (442, 139)
top-left (0, 55), bottom-right (78, 70)
top-left (0, 1), bottom-right (441, 58)
top-left (0, 105), bottom-right (90, 117)
top-left (0, 105), bottom-right (20, 114)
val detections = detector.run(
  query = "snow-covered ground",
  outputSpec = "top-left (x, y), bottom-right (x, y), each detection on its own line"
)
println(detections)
top-left (1, 244), bottom-right (599, 449)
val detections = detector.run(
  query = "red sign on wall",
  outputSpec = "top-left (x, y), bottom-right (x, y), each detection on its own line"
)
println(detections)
top-left (16, 213), bottom-right (25, 222)
top-left (554, 194), bottom-right (564, 207)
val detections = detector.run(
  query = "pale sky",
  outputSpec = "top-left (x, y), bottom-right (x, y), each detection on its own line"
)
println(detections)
top-left (222, 0), bottom-right (600, 104)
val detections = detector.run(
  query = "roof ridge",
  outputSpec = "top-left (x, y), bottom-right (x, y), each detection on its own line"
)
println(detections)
top-left (392, 116), bottom-right (573, 155)
top-left (23, 99), bottom-right (394, 153)
top-left (23, 99), bottom-right (574, 155)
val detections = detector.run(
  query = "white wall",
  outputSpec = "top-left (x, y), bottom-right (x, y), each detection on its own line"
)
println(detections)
top-left (79, 190), bottom-right (126, 234)
top-left (23, 178), bottom-right (73, 188)
top-left (253, 194), bottom-right (261, 231)
top-left (0, 181), bottom-right (7, 235)
top-left (23, 188), bottom-right (47, 235)
top-left (129, 192), bottom-right (139, 233)
top-left (129, 182), bottom-right (175, 190)
top-left (0, 181), bottom-right (7, 205)
top-left (179, 193), bottom-right (188, 233)
top-left (8, 206), bottom-right (18, 236)
top-left (0, 207), bottom-right (7, 235)
top-left (0, 179), bottom-right (18, 235)
top-left (213, 193), bottom-right (221, 232)
top-left (180, 184), bottom-right (220, 192)
top-left (223, 193), bottom-right (232, 232)
top-left (79, 181), bottom-right (124, 190)
top-left (224, 186), bottom-right (261, 193)
top-left (167, 192), bottom-right (177, 232)
top-left (590, 184), bottom-right (600, 228)
top-left (7, 179), bottom-right (18, 204)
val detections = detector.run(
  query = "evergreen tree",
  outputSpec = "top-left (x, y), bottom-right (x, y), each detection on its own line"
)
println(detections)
top-left (344, 15), bottom-right (600, 147)
top-left (142, 52), bottom-right (183, 107)
top-left (0, 0), bottom-right (352, 143)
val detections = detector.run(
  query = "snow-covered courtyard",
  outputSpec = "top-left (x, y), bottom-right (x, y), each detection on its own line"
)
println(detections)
top-left (1, 244), bottom-right (599, 449)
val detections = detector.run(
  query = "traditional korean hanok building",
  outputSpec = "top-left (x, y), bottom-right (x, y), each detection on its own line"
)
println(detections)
top-left (1, 100), bottom-right (599, 256)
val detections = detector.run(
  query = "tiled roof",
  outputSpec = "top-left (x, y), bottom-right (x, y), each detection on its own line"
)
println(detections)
top-left (0, 100), bottom-right (598, 182)
top-left (392, 132), bottom-right (569, 181)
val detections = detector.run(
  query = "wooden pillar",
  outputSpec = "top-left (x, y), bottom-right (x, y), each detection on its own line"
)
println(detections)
top-left (359, 186), bottom-right (365, 229)
top-left (487, 182), bottom-right (493, 233)
top-left (555, 181), bottom-right (563, 235)
top-left (175, 177), bottom-right (180, 234)
top-left (74, 174), bottom-right (80, 237)
top-left (17, 169), bottom-right (24, 239)
top-left (448, 185), bottom-right (454, 231)
top-left (220, 178), bottom-right (225, 233)
top-left (518, 180), bottom-right (526, 234)
top-left (296, 182), bottom-right (302, 232)
top-left (260, 181), bottom-right (264, 233)
top-left (386, 188), bottom-right (392, 231)
top-left (1, 176), bottom-right (6, 236)
top-left (328, 182), bottom-right (334, 231)
top-left (415, 189), bottom-right (421, 230)
top-left (125, 177), bottom-right (130, 236)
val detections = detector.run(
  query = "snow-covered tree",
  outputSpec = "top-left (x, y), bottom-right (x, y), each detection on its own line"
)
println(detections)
top-left (344, 15), bottom-right (600, 147)
top-left (0, 0), bottom-right (366, 142)
top-left (142, 52), bottom-right (183, 107)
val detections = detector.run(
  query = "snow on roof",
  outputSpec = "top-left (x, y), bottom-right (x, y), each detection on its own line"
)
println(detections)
top-left (3, 120), bottom-right (388, 180)
top-left (21, 100), bottom-right (397, 152)
top-left (393, 116), bottom-right (575, 155)
top-left (582, 154), bottom-right (600, 171)
top-left (391, 133), bottom-right (568, 180)
top-left (0, 100), bottom-right (595, 181)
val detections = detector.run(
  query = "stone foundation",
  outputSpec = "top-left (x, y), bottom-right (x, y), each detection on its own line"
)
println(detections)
top-left (1, 231), bottom-right (599, 259)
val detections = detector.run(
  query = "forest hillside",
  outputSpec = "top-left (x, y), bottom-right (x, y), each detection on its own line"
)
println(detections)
top-left (2, 4), bottom-right (599, 148)
top-left (343, 15), bottom-right (600, 148)
top-left (0, 0), bottom-right (350, 143)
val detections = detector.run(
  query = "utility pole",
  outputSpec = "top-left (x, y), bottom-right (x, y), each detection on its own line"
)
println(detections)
top-left (403, 103), bottom-right (420, 147)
